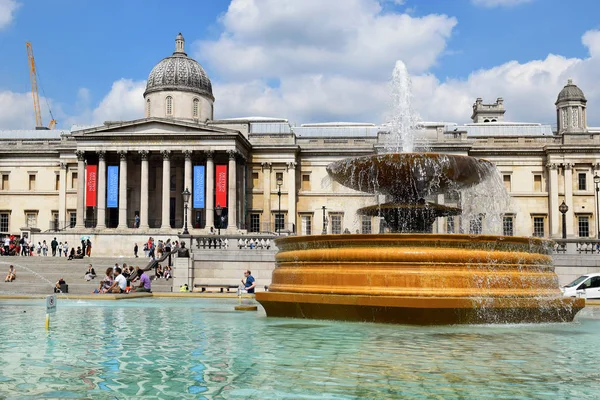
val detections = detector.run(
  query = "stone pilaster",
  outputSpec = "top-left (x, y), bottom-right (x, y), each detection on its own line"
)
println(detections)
top-left (205, 150), bottom-right (215, 229)
top-left (287, 161), bottom-right (297, 233)
top-left (58, 162), bottom-right (67, 229)
top-left (262, 162), bottom-right (272, 231)
top-left (139, 150), bottom-right (149, 229)
top-left (547, 163), bottom-right (559, 237)
top-left (117, 151), bottom-right (128, 229)
top-left (161, 150), bottom-right (171, 229)
top-left (75, 150), bottom-right (86, 229)
top-left (96, 151), bottom-right (107, 229)
top-left (564, 163), bottom-right (574, 237)
top-left (228, 150), bottom-right (237, 228)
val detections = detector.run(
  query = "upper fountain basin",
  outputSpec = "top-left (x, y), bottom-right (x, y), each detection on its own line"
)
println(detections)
top-left (326, 153), bottom-right (495, 201)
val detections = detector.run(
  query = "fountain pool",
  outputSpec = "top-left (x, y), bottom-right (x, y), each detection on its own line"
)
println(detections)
top-left (1, 298), bottom-right (599, 399)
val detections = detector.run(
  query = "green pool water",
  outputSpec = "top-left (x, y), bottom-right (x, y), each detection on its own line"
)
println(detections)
top-left (0, 298), bottom-right (599, 399)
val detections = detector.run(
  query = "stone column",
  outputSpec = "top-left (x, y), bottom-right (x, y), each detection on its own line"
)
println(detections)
top-left (117, 151), bottom-right (128, 229)
top-left (58, 162), bottom-right (67, 228)
top-left (228, 150), bottom-right (237, 228)
top-left (547, 163), bottom-right (559, 237)
top-left (96, 151), bottom-right (107, 229)
top-left (287, 162), bottom-right (297, 233)
top-left (161, 150), bottom-right (171, 229)
top-left (564, 163), bottom-right (574, 237)
top-left (75, 150), bottom-right (86, 228)
top-left (205, 150), bottom-right (215, 229)
top-left (139, 150), bottom-right (149, 229)
top-left (262, 162), bottom-right (272, 231)
top-left (184, 150), bottom-right (193, 199)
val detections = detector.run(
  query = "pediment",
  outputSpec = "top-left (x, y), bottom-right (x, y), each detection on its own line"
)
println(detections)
top-left (72, 117), bottom-right (239, 137)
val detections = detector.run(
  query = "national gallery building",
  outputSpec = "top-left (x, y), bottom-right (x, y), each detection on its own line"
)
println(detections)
top-left (1, 34), bottom-right (599, 241)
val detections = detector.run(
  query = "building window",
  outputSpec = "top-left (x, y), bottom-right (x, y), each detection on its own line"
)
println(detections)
top-left (146, 98), bottom-right (151, 117)
top-left (252, 172), bottom-right (259, 189)
top-left (275, 213), bottom-right (285, 232)
top-left (71, 172), bottom-right (78, 189)
top-left (578, 216), bottom-right (590, 237)
top-left (503, 175), bottom-right (511, 192)
top-left (250, 214), bottom-right (260, 233)
top-left (1, 174), bottom-right (8, 190)
top-left (301, 174), bottom-right (310, 191)
top-left (578, 173), bottom-right (587, 191)
top-left (25, 211), bottom-right (38, 228)
top-left (446, 216), bottom-right (455, 234)
top-left (330, 214), bottom-right (342, 234)
top-left (193, 98), bottom-right (199, 118)
top-left (533, 217), bottom-right (545, 237)
top-left (301, 215), bottom-right (312, 235)
top-left (0, 212), bottom-right (9, 233)
top-left (533, 174), bottom-right (542, 192)
top-left (469, 215), bottom-right (483, 234)
top-left (166, 96), bottom-right (173, 116)
top-left (51, 211), bottom-right (59, 230)
top-left (361, 215), bottom-right (372, 234)
top-left (28, 174), bottom-right (36, 191)
top-left (69, 211), bottom-right (77, 228)
top-left (55, 174), bottom-right (60, 191)
top-left (503, 216), bottom-right (514, 236)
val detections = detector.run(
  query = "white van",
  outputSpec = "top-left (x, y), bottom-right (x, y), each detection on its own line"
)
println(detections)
top-left (561, 273), bottom-right (600, 299)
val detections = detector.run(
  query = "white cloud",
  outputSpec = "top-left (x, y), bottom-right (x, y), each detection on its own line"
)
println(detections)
top-left (89, 79), bottom-right (145, 124)
top-left (471, 0), bottom-right (534, 7)
top-left (0, 0), bottom-right (19, 30)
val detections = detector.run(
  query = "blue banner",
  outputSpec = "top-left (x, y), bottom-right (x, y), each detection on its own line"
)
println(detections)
top-left (193, 165), bottom-right (205, 208)
top-left (107, 166), bottom-right (119, 208)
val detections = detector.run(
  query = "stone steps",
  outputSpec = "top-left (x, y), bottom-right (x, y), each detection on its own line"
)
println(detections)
top-left (0, 256), bottom-right (173, 294)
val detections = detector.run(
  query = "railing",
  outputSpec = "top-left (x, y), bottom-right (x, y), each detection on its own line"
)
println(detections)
top-left (194, 234), bottom-right (278, 251)
top-left (46, 220), bottom-right (75, 232)
top-left (246, 222), bottom-right (296, 235)
top-left (553, 239), bottom-right (600, 255)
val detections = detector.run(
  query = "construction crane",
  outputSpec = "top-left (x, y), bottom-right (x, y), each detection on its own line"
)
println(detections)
top-left (26, 42), bottom-right (57, 130)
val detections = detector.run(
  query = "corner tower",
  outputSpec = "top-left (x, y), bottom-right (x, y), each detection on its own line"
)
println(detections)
top-left (555, 79), bottom-right (587, 134)
top-left (471, 97), bottom-right (505, 123)
top-left (144, 33), bottom-right (214, 122)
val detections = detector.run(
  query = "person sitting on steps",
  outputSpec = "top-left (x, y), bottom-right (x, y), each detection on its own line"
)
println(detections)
top-left (4, 265), bottom-right (16, 282)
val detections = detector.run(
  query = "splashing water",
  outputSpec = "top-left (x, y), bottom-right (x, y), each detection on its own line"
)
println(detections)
top-left (385, 60), bottom-right (423, 153)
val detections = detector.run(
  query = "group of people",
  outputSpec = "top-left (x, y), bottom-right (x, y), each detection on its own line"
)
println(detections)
top-left (94, 263), bottom-right (152, 294)
top-left (0, 235), bottom-right (92, 259)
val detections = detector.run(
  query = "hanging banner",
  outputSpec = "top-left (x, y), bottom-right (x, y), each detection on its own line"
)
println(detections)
top-left (215, 165), bottom-right (228, 208)
top-left (85, 165), bottom-right (97, 207)
top-left (107, 166), bottom-right (119, 208)
top-left (193, 165), bottom-right (205, 209)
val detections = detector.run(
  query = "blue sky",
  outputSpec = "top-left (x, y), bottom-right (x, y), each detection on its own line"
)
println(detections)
top-left (1, 0), bottom-right (600, 129)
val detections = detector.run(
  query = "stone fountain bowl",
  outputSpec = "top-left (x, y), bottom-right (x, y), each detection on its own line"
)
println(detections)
top-left (326, 153), bottom-right (495, 200)
top-left (256, 234), bottom-right (584, 325)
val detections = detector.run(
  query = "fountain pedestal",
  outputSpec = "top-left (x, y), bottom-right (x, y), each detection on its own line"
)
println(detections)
top-left (256, 234), bottom-right (584, 324)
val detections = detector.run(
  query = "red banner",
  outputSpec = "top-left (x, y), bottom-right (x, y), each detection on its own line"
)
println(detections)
top-left (215, 165), bottom-right (227, 208)
top-left (86, 165), bottom-right (97, 207)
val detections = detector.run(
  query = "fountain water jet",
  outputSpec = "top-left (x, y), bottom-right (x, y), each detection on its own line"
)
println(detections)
top-left (256, 61), bottom-right (584, 324)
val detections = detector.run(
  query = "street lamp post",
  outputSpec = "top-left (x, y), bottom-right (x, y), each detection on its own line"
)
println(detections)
top-left (215, 204), bottom-right (222, 236)
top-left (182, 187), bottom-right (191, 235)
top-left (276, 177), bottom-right (283, 235)
top-left (595, 173), bottom-right (600, 239)
top-left (321, 205), bottom-right (327, 235)
top-left (559, 200), bottom-right (568, 239)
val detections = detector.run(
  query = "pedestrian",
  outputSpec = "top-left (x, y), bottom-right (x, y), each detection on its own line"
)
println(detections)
top-left (81, 239), bottom-right (87, 256)
top-left (58, 242), bottom-right (63, 257)
top-left (134, 243), bottom-right (139, 258)
top-left (51, 237), bottom-right (58, 256)
top-left (42, 240), bottom-right (48, 256)
top-left (241, 269), bottom-right (256, 294)
top-left (63, 242), bottom-right (68, 257)
top-left (86, 238), bottom-right (92, 257)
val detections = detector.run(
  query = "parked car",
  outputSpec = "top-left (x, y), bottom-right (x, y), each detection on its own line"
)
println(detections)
top-left (561, 273), bottom-right (600, 299)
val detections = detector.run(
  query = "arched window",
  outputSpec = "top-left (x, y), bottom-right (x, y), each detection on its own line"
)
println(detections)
top-left (484, 119), bottom-right (490, 123)
top-left (166, 96), bottom-right (173, 116)
top-left (146, 99), bottom-right (151, 117)
top-left (491, 119), bottom-right (497, 122)
top-left (193, 98), bottom-right (199, 118)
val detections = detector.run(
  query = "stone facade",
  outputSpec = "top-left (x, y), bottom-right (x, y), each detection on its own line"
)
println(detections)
top-left (1, 34), bottom-right (600, 249)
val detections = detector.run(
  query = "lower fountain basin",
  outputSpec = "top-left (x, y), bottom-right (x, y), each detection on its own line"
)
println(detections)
top-left (256, 234), bottom-right (584, 325)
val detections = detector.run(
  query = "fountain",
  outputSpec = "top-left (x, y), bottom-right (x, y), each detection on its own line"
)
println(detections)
top-left (256, 61), bottom-right (584, 324)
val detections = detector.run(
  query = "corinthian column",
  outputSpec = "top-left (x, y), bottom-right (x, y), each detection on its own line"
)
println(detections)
top-left (139, 150), bottom-right (149, 229)
top-left (228, 150), bottom-right (237, 228)
top-left (75, 150), bottom-right (86, 229)
top-left (96, 151), bottom-right (107, 229)
top-left (161, 150), bottom-right (171, 229)
top-left (117, 151), bottom-right (128, 229)
top-left (205, 150), bottom-right (215, 228)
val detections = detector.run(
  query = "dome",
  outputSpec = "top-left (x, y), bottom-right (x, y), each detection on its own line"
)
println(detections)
top-left (144, 33), bottom-right (214, 100)
top-left (556, 79), bottom-right (586, 104)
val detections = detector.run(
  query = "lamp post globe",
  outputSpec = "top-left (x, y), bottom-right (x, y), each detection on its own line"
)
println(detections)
top-left (559, 200), bottom-right (568, 239)
top-left (215, 204), bottom-right (222, 235)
